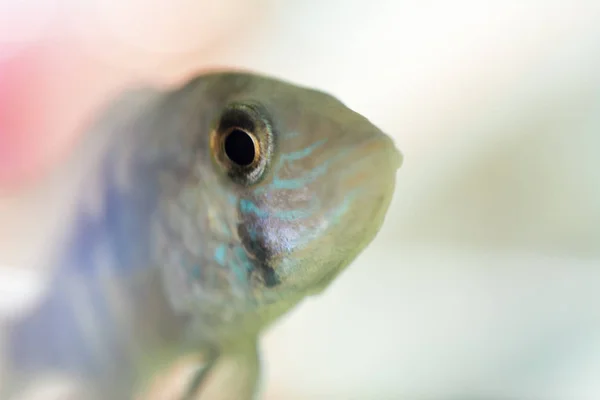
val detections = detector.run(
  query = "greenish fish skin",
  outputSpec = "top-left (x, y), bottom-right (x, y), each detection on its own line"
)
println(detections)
top-left (4, 71), bottom-right (402, 399)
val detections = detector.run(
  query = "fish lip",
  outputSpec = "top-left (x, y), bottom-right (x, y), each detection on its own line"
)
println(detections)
top-left (392, 146), bottom-right (404, 170)
top-left (385, 137), bottom-right (403, 170)
top-left (361, 134), bottom-right (403, 170)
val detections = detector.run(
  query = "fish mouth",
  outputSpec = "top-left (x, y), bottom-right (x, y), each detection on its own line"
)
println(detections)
top-left (365, 134), bottom-right (403, 170)
top-left (339, 134), bottom-right (402, 193)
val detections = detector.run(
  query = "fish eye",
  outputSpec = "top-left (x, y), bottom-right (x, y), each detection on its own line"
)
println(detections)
top-left (223, 128), bottom-right (258, 167)
top-left (211, 102), bottom-right (273, 185)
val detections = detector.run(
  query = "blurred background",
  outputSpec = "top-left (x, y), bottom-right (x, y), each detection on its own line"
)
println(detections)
top-left (1, 0), bottom-right (600, 399)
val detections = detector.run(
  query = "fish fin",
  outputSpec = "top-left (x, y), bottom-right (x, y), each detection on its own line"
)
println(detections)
top-left (190, 342), bottom-right (261, 400)
top-left (138, 341), bottom-right (261, 400)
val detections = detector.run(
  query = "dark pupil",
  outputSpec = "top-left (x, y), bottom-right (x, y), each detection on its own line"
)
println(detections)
top-left (224, 129), bottom-right (256, 166)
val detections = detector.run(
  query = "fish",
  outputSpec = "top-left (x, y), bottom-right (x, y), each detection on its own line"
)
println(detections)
top-left (2, 71), bottom-right (402, 399)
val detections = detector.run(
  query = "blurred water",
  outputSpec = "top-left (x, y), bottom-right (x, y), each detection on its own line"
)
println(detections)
top-left (1, 0), bottom-right (600, 399)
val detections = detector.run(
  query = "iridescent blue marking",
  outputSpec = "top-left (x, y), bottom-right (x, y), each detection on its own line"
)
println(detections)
top-left (327, 188), bottom-right (359, 225)
top-left (239, 199), bottom-right (263, 216)
top-left (246, 226), bottom-right (258, 241)
top-left (191, 265), bottom-right (202, 280)
top-left (230, 246), bottom-right (254, 282)
top-left (282, 189), bottom-right (359, 250)
top-left (239, 198), bottom-right (319, 221)
top-left (227, 193), bottom-right (237, 206)
top-left (218, 219), bottom-right (232, 237)
top-left (279, 139), bottom-right (327, 162)
top-left (270, 162), bottom-right (329, 190)
top-left (214, 244), bottom-right (227, 266)
top-left (253, 142), bottom-right (354, 198)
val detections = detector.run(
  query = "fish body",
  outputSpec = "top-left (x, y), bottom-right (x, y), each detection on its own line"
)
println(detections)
top-left (3, 72), bottom-right (401, 399)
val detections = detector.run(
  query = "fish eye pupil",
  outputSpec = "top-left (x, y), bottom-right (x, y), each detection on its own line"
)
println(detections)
top-left (211, 103), bottom-right (272, 185)
top-left (224, 128), bottom-right (256, 167)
